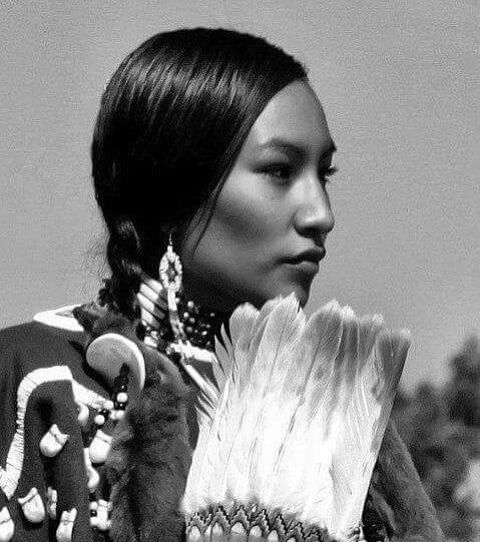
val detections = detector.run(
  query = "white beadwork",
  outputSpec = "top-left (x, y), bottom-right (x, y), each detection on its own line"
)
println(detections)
top-left (109, 410), bottom-right (125, 421)
top-left (89, 430), bottom-right (112, 464)
top-left (56, 508), bottom-right (77, 542)
top-left (33, 305), bottom-right (84, 333)
top-left (159, 243), bottom-right (183, 293)
top-left (89, 501), bottom-right (98, 528)
top-left (76, 401), bottom-right (90, 427)
top-left (0, 506), bottom-right (14, 541)
top-left (39, 424), bottom-right (69, 457)
top-left (0, 366), bottom-right (106, 500)
top-left (83, 449), bottom-right (100, 492)
top-left (95, 500), bottom-right (112, 531)
top-left (116, 392), bottom-right (128, 403)
top-left (18, 487), bottom-right (45, 523)
top-left (0, 367), bottom-right (71, 499)
top-left (71, 381), bottom-right (107, 410)
top-left (46, 487), bottom-right (57, 519)
top-left (94, 413), bottom-right (106, 426)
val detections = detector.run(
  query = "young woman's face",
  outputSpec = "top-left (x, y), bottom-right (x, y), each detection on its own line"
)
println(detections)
top-left (179, 80), bottom-right (336, 312)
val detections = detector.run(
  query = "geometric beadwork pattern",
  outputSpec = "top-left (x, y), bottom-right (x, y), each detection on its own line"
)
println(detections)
top-left (185, 504), bottom-right (361, 542)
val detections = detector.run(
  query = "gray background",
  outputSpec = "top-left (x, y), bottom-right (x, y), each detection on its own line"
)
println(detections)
top-left (1, 1), bottom-right (479, 389)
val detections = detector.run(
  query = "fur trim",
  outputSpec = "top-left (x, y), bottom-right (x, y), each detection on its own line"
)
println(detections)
top-left (106, 357), bottom-right (193, 542)
top-left (371, 421), bottom-right (444, 541)
top-left (74, 305), bottom-right (194, 541)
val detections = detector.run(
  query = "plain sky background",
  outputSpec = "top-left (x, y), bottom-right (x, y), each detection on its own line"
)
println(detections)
top-left (1, 1), bottom-right (479, 389)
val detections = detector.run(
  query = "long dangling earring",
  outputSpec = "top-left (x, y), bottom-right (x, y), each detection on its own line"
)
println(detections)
top-left (157, 234), bottom-right (219, 401)
top-left (159, 233), bottom-right (186, 345)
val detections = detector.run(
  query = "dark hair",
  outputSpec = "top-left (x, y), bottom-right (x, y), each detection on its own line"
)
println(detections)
top-left (92, 27), bottom-right (307, 317)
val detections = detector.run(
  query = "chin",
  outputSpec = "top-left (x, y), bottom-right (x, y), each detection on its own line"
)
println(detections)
top-left (267, 282), bottom-right (311, 308)
top-left (244, 278), bottom-right (312, 311)
top-left (291, 284), bottom-right (310, 307)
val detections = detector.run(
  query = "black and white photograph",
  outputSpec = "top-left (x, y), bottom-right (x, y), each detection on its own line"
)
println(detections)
top-left (1, 2), bottom-right (479, 541)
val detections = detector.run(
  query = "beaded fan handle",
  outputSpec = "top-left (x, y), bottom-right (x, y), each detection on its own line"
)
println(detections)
top-left (185, 505), bottom-right (351, 542)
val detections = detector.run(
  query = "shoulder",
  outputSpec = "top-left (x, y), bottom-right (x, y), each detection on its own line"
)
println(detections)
top-left (1, 317), bottom-right (80, 368)
top-left (0, 307), bottom-right (107, 396)
top-left (0, 308), bottom-right (114, 539)
top-left (1, 304), bottom-right (83, 343)
top-left (0, 319), bottom-right (80, 354)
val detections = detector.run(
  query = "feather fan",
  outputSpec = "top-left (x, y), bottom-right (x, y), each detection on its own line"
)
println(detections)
top-left (182, 295), bottom-right (409, 541)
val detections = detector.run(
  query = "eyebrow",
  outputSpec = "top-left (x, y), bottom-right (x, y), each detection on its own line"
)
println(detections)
top-left (258, 138), bottom-right (337, 161)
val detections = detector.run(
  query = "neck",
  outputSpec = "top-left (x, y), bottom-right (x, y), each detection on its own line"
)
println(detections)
top-left (181, 276), bottom-right (237, 320)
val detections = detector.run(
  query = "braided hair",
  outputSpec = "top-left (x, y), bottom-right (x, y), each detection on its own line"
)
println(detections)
top-left (91, 28), bottom-right (307, 317)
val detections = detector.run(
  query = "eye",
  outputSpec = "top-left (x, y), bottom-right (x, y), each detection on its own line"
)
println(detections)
top-left (262, 163), bottom-right (293, 183)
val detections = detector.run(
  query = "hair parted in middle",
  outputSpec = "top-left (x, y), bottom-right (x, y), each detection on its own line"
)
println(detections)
top-left (91, 27), bottom-right (307, 316)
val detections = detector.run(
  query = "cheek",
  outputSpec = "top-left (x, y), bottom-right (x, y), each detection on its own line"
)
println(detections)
top-left (181, 173), bottom-right (287, 298)
top-left (207, 174), bottom-right (284, 262)
top-left (178, 168), bottom-right (319, 310)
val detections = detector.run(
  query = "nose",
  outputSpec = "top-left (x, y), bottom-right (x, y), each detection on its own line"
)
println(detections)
top-left (293, 179), bottom-right (335, 242)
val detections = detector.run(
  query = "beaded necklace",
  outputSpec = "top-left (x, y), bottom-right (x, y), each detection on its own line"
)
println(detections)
top-left (140, 296), bottom-right (225, 354)
top-left (98, 278), bottom-right (224, 354)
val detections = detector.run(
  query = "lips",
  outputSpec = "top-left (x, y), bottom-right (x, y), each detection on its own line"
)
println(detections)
top-left (284, 247), bottom-right (326, 265)
top-left (282, 247), bottom-right (326, 277)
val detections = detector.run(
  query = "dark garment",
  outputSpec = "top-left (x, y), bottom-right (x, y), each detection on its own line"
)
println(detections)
top-left (0, 322), bottom-right (111, 541)
top-left (0, 318), bottom-right (443, 542)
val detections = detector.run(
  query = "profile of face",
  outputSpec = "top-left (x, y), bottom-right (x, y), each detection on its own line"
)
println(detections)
top-left (179, 80), bottom-right (336, 313)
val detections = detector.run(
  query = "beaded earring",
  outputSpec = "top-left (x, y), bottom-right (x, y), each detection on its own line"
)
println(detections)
top-left (158, 233), bottom-right (186, 345)
top-left (140, 233), bottom-right (221, 354)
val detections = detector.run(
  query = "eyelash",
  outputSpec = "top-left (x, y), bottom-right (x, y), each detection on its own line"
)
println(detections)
top-left (322, 166), bottom-right (338, 184)
top-left (263, 164), bottom-right (293, 181)
top-left (263, 164), bottom-right (338, 184)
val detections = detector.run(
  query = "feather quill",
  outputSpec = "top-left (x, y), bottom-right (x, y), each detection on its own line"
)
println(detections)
top-left (183, 295), bottom-right (409, 541)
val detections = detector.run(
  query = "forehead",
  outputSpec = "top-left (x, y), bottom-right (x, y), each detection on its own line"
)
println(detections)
top-left (244, 80), bottom-right (331, 152)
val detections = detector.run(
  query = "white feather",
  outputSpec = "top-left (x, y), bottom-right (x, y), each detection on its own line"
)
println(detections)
top-left (183, 295), bottom-right (409, 541)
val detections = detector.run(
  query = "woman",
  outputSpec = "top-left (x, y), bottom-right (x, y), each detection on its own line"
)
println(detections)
top-left (0, 28), bottom-right (441, 541)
